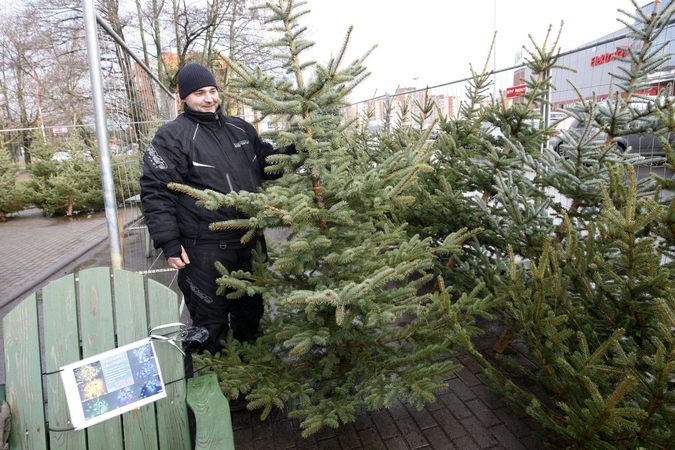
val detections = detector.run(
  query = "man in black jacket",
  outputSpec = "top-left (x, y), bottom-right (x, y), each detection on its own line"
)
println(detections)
top-left (140, 63), bottom-right (284, 355)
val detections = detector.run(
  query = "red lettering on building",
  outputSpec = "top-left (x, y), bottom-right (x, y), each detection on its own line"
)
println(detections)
top-left (591, 47), bottom-right (628, 67)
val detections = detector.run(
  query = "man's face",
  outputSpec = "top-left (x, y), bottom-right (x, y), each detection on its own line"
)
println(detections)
top-left (184, 86), bottom-right (219, 113)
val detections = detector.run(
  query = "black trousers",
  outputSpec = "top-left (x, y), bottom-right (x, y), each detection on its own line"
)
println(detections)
top-left (177, 237), bottom-right (265, 354)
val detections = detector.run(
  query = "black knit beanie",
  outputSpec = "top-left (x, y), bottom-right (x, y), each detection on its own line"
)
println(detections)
top-left (178, 63), bottom-right (218, 99)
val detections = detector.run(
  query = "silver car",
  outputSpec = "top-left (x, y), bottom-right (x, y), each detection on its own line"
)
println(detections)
top-left (549, 118), bottom-right (673, 159)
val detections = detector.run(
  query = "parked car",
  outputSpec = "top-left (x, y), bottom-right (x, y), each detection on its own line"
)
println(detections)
top-left (548, 112), bottom-right (567, 122)
top-left (52, 151), bottom-right (72, 161)
top-left (480, 122), bottom-right (505, 142)
top-left (519, 112), bottom-right (567, 130)
top-left (548, 118), bottom-right (673, 159)
top-left (51, 150), bottom-right (94, 161)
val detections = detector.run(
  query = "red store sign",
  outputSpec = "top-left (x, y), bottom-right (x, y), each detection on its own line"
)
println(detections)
top-left (590, 47), bottom-right (628, 67)
top-left (506, 84), bottom-right (527, 98)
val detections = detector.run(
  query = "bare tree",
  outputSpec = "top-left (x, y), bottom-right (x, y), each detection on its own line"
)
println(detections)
top-left (0, 10), bottom-right (43, 161)
top-left (151, 0), bottom-right (166, 80)
top-left (0, 0), bottom-right (279, 141)
top-left (31, 9), bottom-right (91, 127)
top-left (12, 0), bottom-right (91, 127)
top-left (133, 0), bottom-right (151, 67)
top-left (148, 0), bottom-right (277, 94)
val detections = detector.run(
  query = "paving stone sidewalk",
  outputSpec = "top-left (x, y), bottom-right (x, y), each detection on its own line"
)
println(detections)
top-left (230, 349), bottom-right (547, 450)
top-left (0, 208), bottom-right (550, 449)
top-left (0, 208), bottom-right (109, 309)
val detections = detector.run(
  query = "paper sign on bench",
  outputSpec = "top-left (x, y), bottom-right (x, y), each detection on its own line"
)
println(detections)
top-left (60, 338), bottom-right (167, 430)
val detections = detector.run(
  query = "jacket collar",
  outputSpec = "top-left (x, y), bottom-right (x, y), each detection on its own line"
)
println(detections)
top-left (182, 104), bottom-right (223, 128)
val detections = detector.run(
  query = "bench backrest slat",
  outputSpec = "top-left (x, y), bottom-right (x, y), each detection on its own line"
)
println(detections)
top-left (187, 374), bottom-right (234, 450)
top-left (147, 278), bottom-right (191, 450)
top-left (2, 293), bottom-right (47, 450)
top-left (42, 274), bottom-right (86, 450)
top-left (78, 268), bottom-right (125, 449)
top-left (113, 269), bottom-right (160, 450)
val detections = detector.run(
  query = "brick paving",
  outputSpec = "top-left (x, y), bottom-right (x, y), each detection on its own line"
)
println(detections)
top-left (230, 355), bottom-right (547, 450)
top-left (0, 208), bottom-right (109, 308)
top-left (0, 207), bottom-right (550, 449)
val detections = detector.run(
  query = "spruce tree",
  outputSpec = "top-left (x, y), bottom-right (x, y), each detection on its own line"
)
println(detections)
top-left (399, 1), bottom-right (675, 448)
top-left (25, 136), bottom-right (104, 216)
top-left (174, 0), bottom-right (488, 436)
top-left (0, 144), bottom-right (26, 222)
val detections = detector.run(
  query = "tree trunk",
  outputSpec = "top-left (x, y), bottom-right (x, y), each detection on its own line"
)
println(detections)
top-left (151, 0), bottom-right (165, 83)
top-left (134, 0), bottom-right (150, 65)
top-left (172, 0), bottom-right (183, 67)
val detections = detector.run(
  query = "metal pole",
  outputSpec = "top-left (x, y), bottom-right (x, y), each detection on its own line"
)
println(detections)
top-left (82, 0), bottom-right (123, 270)
top-left (493, 0), bottom-right (497, 101)
top-left (385, 93), bottom-right (392, 134)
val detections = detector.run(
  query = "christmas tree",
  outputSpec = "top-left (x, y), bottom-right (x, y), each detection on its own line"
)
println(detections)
top-left (171, 0), bottom-right (675, 445)
top-left (398, 1), bottom-right (675, 447)
top-left (174, 0), bottom-right (488, 436)
top-left (0, 143), bottom-right (26, 222)
top-left (25, 135), bottom-right (104, 216)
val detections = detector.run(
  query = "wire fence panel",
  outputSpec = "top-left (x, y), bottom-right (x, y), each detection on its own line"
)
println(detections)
top-left (93, 21), bottom-right (179, 288)
top-left (96, 25), bottom-right (176, 158)
top-left (348, 67), bottom-right (545, 134)
top-left (6, 9), bottom-right (674, 292)
top-left (0, 13), bottom-right (179, 289)
top-left (350, 22), bottom-right (675, 164)
top-left (347, 22), bottom-right (675, 214)
top-left (111, 157), bottom-right (179, 290)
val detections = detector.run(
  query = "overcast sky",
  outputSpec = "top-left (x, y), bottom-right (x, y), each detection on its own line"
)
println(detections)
top-left (300, 0), bottom-right (649, 102)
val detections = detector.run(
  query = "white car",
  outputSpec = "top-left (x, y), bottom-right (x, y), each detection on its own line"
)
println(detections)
top-left (51, 151), bottom-right (94, 161)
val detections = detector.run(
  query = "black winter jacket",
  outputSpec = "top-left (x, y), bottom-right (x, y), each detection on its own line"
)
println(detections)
top-left (140, 105), bottom-right (282, 258)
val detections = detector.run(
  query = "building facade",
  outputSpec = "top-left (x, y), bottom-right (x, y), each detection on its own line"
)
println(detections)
top-left (541, 2), bottom-right (673, 110)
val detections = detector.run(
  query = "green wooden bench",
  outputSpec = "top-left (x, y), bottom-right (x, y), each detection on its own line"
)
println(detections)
top-left (2, 267), bottom-right (234, 449)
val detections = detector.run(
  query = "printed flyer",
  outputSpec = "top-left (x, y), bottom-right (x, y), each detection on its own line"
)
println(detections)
top-left (60, 338), bottom-right (167, 430)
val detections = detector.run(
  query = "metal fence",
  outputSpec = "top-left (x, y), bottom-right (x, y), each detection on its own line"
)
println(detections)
top-left (90, 12), bottom-right (179, 288)
top-left (6, 4), bottom-right (674, 290)
top-left (344, 24), bottom-right (675, 216)
top-left (0, 6), bottom-right (180, 289)
top-left (347, 22), bottom-right (675, 167)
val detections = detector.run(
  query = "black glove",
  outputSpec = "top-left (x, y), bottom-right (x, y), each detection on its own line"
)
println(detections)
top-left (183, 326), bottom-right (209, 354)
